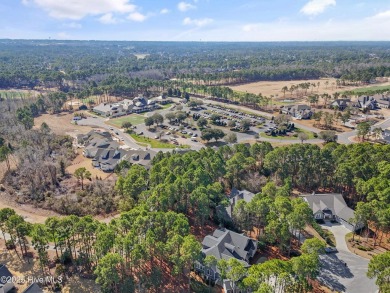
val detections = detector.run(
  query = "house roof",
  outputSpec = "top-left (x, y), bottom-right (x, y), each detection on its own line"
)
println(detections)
top-left (227, 188), bottom-right (255, 217)
top-left (302, 193), bottom-right (355, 222)
top-left (229, 188), bottom-right (255, 202)
top-left (332, 99), bottom-right (351, 107)
top-left (22, 283), bottom-right (43, 293)
top-left (93, 103), bottom-right (113, 113)
top-left (0, 264), bottom-right (13, 287)
top-left (201, 228), bottom-right (257, 271)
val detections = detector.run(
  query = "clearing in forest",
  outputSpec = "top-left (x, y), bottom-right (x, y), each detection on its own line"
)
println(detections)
top-left (230, 78), bottom-right (390, 99)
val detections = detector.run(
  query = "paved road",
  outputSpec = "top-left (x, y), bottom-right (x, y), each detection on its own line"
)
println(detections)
top-left (318, 223), bottom-right (378, 293)
top-left (78, 116), bottom-right (145, 150)
top-left (202, 99), bottom-right (390, 145)
top-left (337, 117), bottom-right (390, 144)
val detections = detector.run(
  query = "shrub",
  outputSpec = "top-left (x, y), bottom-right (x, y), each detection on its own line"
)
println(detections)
top-left (357, 245), bottom-right (373, 251)
top-left (313, 132), bottom-right (318, 138)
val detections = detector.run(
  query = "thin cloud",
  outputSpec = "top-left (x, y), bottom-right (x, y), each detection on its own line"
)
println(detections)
top-left (300, 0), bottom-right (336, 16)
top-left (369, 10), bottom-right (390, 20)
top-left (99, 13), bottom-right (118, 24)
top-left (24, 0), bottom-right (137, 20)
top-left (128, 12), bottom-right (147, 22)
top-left (62, 22), bottom-right (82, 29)
top-left (160, 8), bottom-right (170, 14)
top-left (178, 2), bottom-right (196, 12)
top-left (183, 17), bottom-right (213, 27)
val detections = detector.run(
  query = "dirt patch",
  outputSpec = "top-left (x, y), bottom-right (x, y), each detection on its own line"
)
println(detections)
top-left (296, 117), bottom-right (352, 133)
top-left (34, 113), bottom-right (94, 136)
top-left (0, 192), bottom-right (60, 224)
top-left (66, 149), bottom-right (111, 179)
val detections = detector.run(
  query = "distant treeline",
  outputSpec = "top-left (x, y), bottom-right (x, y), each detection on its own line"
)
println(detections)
top-left (0, 40), bottom-right (390, 93)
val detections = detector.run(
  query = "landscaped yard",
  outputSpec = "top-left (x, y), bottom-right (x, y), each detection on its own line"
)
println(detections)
top-left (106, 114), bottom-right (146, 127)
top-left (343, 84), bottom-right (390, 94)
top-left (260, 127), bottom-right (315, 140)
top-left (130, 134), bottom-right (190, 149)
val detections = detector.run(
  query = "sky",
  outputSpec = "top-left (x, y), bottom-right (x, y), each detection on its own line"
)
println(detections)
top-left (1, 0), bottom-right (390, 41)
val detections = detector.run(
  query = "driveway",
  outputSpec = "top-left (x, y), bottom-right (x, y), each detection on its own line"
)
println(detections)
top-left (318, 223), bottom-right (378, 293)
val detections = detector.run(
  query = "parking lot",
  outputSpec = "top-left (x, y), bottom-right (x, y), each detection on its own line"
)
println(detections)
top-left (80, 100), bottom-right (306, 150)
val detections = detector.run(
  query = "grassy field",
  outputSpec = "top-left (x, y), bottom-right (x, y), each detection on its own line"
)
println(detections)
top-left (343, 84), bottom-right (390, 94)
top-left (230, 78), bottom-right (390, 99)
top-left (0, 90), bottom-right (35, 99)
top-left (260, 127), bottom-right (315, 140)
top-left (130, 134), bottom-right (189, 149)
top-left (106, 114), bottom-right (146, 127)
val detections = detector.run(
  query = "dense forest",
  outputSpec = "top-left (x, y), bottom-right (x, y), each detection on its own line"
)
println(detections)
top-left (1, 40), bottom-right (390, 292)
top-left (1, 40), bottom-right (390, 98)
top-left (1, 141), bottom-right (389, 291)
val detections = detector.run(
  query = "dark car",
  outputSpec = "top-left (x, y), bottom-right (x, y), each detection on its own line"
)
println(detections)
top-left (324, 247), bottom-right (338, 254)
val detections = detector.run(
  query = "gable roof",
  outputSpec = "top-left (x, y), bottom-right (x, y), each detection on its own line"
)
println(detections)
top-left (22, 283), bottom-right (43, 293)
top-left (0, 264), bottom-right (13, 290)
top-left (332, 99), bottom-right (351, 107)
top-left (201, 228), bottom-right (257, 270)
top-left (302, 193), bottom-right (355, 222)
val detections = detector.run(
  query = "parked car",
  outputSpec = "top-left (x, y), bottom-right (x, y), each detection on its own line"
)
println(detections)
top-left (324, 247), bottom-right (338, 254)
top-left (138, 131), bottom-right (143, 135)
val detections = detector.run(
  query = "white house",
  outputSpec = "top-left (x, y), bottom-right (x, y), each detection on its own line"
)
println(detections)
top-left (302, 193), bottom-right (364, 231)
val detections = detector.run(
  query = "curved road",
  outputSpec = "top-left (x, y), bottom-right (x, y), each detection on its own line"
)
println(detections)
top-left (319, 223), bottom-right (378, 293)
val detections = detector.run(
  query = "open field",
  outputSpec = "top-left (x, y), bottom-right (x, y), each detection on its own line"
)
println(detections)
top-left (342, 84), bottom-right (390, 94)
top-left (0, 89), bottom-right (39, 99)
top-left (106, 114), bottom-right (146, 127)
top-left (134, 53), bottom-right (149, 59)
top-left (230, 78), bottom-right (390, 99)
top-left (34, 113), bottom-right (95, 136)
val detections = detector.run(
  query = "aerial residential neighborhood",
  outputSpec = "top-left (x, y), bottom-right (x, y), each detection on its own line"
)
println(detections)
top-left (0, 1), bottom-right (390, 293)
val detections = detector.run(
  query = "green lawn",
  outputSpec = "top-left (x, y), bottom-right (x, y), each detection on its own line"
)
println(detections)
top-left (106, 114), bottom-right (146, 127)
top-left (160, 103), bottom-right (173, 109)
top-left (260, 127), bottom-right (315, 140)
top-left (130, 134), bottom-right (190, 149)
top-left (0, 90), bottom-right (32, 99)
top-left (343, 85), bottom-right (390, 94)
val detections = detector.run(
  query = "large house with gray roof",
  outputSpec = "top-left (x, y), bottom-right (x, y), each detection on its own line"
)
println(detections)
top-left (374, 94), bottom-right (390, 109)
top-left (281, 104), bottom-right (312, 119)
top-left (226, 188), bottom-right (255, 218)
top-left (195, 228), bottom-right (257, 282)
top-left (0, 264), bottom-right (14, 293)
top-left (216, 188), bottom-right (256, 227)
top-left (331, 99), bottom-right (352, 111)
top-left (302, 193), bottom-right (363, 231)
top-left (78, 130), bottom-right (156, 172)
top-left (93, 96), bottom-right (161, 117)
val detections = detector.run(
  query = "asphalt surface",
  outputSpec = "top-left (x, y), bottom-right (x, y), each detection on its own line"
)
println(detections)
top-left (78, 101), bottom-right (390, 151)
top-left (318, 223), bottom-right (378, 293)
top-left (337, 117), bottom-right (390, 144)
